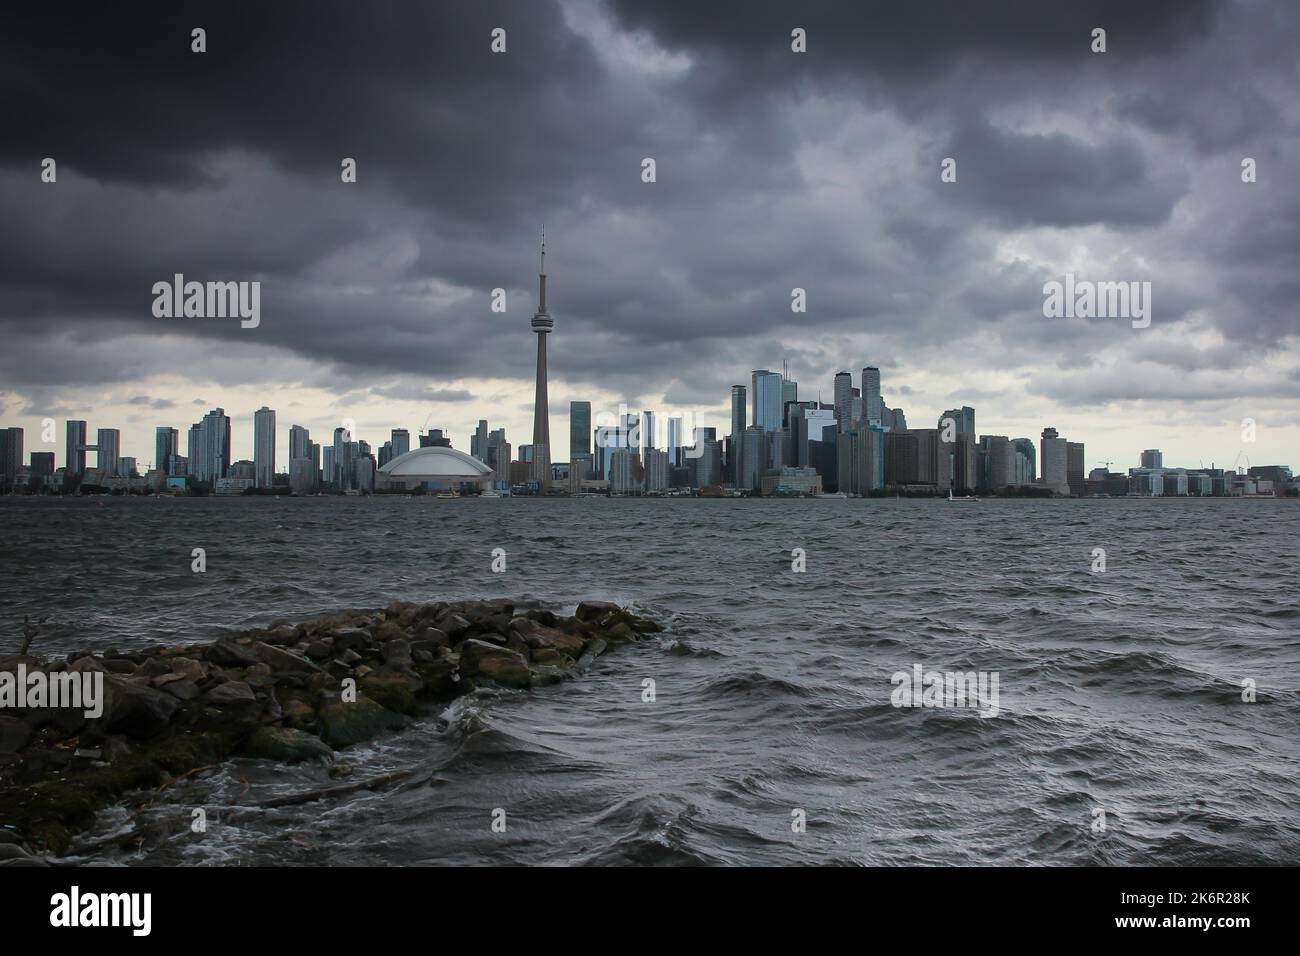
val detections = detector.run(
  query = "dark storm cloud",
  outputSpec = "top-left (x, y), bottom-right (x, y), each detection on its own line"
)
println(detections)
top-left (933, 119), bottom-right (1185, 228)
top-left (0, 0), bottom-right (1296, 420)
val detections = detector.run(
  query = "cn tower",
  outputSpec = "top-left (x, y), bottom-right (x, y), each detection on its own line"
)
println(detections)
top-left (529, 226), bottom-right (553, 487)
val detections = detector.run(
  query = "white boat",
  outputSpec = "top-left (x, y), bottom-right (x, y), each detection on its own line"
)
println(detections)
top-left (948, 489), bottom-right (979, 502)
top-left (818, 492), bottom-right (848, 498)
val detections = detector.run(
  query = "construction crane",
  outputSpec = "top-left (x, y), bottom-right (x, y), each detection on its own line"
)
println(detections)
top-left (1097, 459), bottom-right (1114, 471)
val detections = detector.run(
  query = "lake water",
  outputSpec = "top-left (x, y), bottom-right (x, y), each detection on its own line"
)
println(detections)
top-left (2, 495), bottom-right (1298, 865)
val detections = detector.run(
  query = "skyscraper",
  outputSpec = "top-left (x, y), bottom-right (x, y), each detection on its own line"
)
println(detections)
top-left (570, 402), bottom-right (591, 458)
top-left (0, 427), bottom-right (22, 488)
top-left (184, 410), bottom-right (230, 483)
top-left (333, 426), bottom-right (350, 490)
top-left (155, 426), bottom-right (178, 475)
top-left (471, 419), bottom-right (488, 460)
top-left (289, 424), bottom-right (311, 462)
top-left (96, 428), bottom-right (121, 477)
top-left (391, 429), bottom-right (410, 458)
top-left (728, 384), bottom-right (746, 484)
top-left (939, 406), bottom-right (975, 435)
top-left (66, 420), bottom-right (87, 475)
top-left (665, 415), bottom-right (683, 468)
top-left (751, 370), bottom-right (783, 432)
top-left (1011, 438), bottom-right (1036, 484)
top-left (1141, 449), bottom-right (1163, 469)
top-left (254, 406), bottom-right (276, 488)
top-left (1040, 427), bottom-right (1068, 492)
top-left (529, 227), bottom-right (553, 486)
top-left (641, 410), bottom-right (656, 452)
top-left (861, 367), bottom-right (882, 425)
top-left (833, 371), bottom-right (852, 432)
top-left (1067, 441), bottom-right (1086, 497)
top-left (781, 375), bottom-right (798, 425)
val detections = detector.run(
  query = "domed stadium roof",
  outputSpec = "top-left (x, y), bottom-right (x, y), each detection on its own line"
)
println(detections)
top-left (379, 446), bottom-right (492, 480)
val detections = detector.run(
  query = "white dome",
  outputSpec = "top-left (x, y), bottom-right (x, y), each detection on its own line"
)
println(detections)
top-left (379, 446), bottom-right (492, 480)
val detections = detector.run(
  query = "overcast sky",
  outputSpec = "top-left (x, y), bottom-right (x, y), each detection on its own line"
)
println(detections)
top-left (2, 0), bottom-right (1297, 472)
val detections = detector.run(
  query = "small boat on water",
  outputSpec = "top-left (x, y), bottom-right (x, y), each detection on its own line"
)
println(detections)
top-left (434, 491), bottom-right (458, 499)
top-left (948, 489), bottom-right (979, 502)
top-left (817, 492), bottom-right (848, 499)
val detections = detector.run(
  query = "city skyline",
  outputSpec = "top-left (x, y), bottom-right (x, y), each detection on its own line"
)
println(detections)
top-left (1, 3), bottom-right (1297, 480)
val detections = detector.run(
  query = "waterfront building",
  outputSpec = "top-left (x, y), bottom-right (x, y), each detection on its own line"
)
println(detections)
top-left (1039, 427), bottom-right (1069, 494)
top-left (96, 428), bottom-right (121, 476)
top-left (254, 406), bottom-right (276, 488)
top-left (752, 370), bottom-right (783, 432)
top-left (862, 367), bottom-right (882, 425)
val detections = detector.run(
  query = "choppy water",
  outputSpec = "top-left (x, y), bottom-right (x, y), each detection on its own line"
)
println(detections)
top-left (3, 495), bottom-right (1299, 865)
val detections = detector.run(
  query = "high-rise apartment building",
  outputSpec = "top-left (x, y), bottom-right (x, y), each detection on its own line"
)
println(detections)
top-left (0, 427), bottom-right (23, 488)
top-left (65, 420), bottom-right (87, 475)
top-left (833, 371), bottom-right (852, 432)
top-left (728, 384), bottom-right (746, 484)
top-left (1066, 441), bottom-right (1086, 497)
top-left (861, 367), bottom-right (882, 425)
top-left (189, 409), bottom-right (231, 483)
top-left (471, 419), bottom-right (489, 461)
top-left (289, 425), bottom-right (311, 462)
top-left (96, 428), bottom-right (121, 477)
top-left (155, 426), bottom-right (178, 475)
top-left (1040, 427), bottom-right (1068, 492)
top-left (254, 406), bottom-right (276, 488)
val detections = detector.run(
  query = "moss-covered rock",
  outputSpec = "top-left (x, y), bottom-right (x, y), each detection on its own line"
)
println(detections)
top-left (317, 695), bottom-right (411, 748)
top-left (242, 726), bottom-right (332, 763)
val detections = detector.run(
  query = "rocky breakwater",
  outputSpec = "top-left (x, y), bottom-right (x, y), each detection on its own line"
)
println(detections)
top-left (0, 599), bottom-right (660, 858)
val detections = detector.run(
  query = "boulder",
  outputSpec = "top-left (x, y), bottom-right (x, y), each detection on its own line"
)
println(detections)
top-left (411, 627), bottom-right (449, 650)
top-left (317, 695), bottom-right (410, 748)
top-left (205, 681), bottom-right (256, 705)
top-left (102, 678), bottom-right (180, 738)
top-left (575, 600), bottom-right (620, 622)
top-left (530, 626), bottom-right (585, 658)
top-left (253, 641), bottom-right (323, 675)
top-left (436, 612), bottom-right (472, 640)
top-left (171, 657), bottom-right (207, 681)
top-left (458, 639), bottom-right (530, 689)
top-left (576, 637), bottom-right (607, 672)
top-left (135, 657), bottom-right (172, 679)
top-left (0, 716), bottom-right (30, 755)
top-left (263, 625), bottom-right (298, 646)
top-left (208, 637), bottom-right (259, 667)
top-left (332, 628), bottom-right (371, 653)
top-left (242, 726), bottom-right (332, 763)
top-left (605, 621), bottom-right (636, 643)
top-left (370, 621), bottom-right (406, 643)
top-left (359, 669), bottom-right (423, 715)
top-left (160, 679), bottom-right (200, 701)
top-left (381, 640), bottom-right (412, 666)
